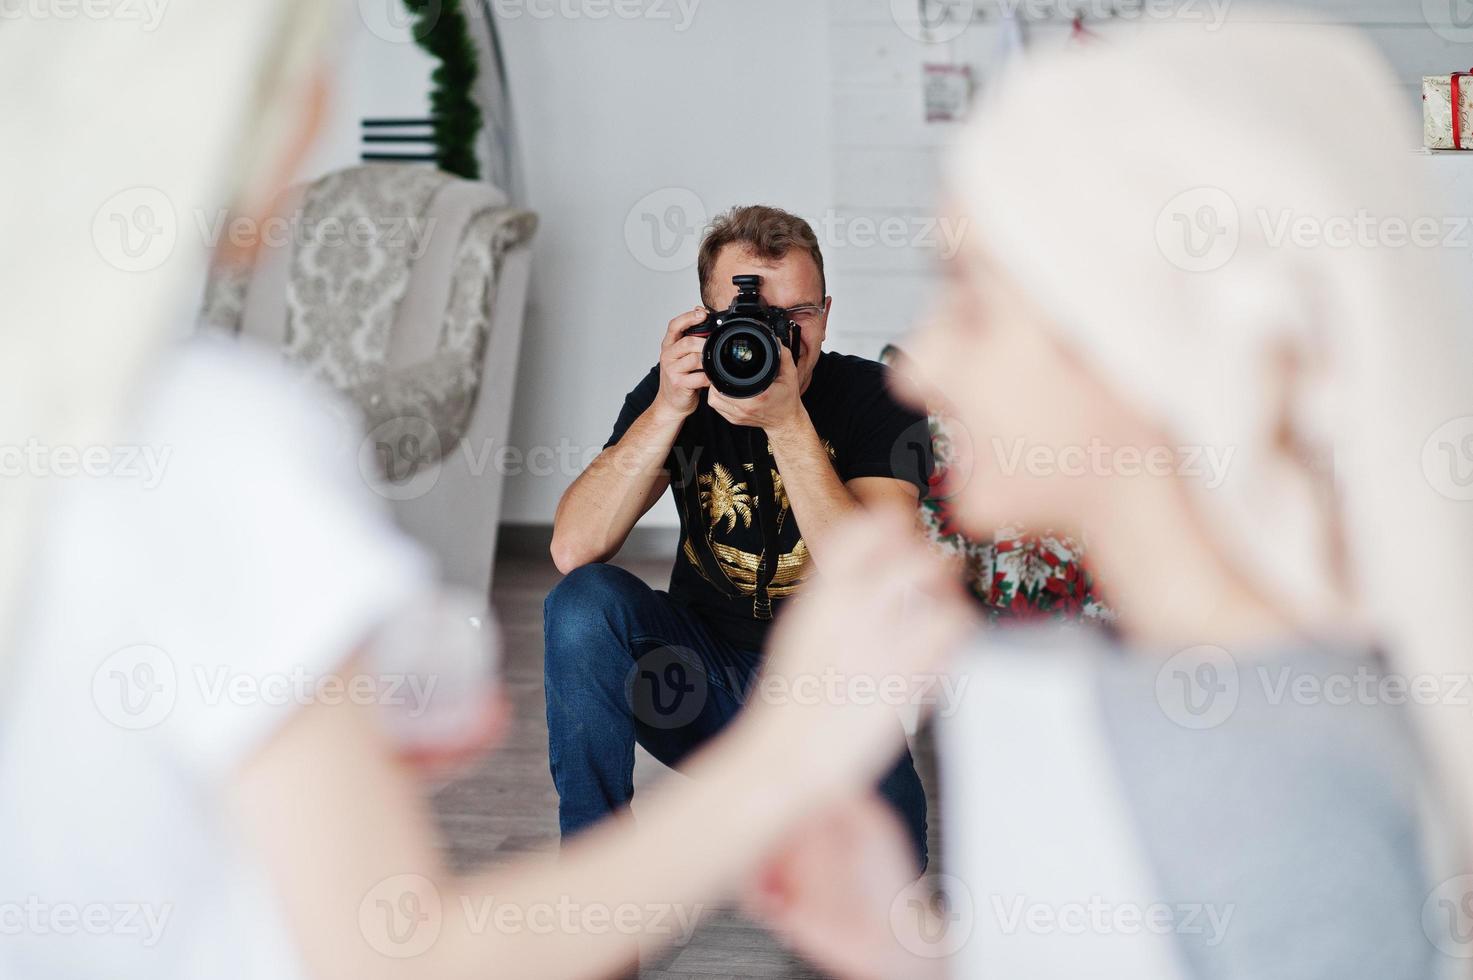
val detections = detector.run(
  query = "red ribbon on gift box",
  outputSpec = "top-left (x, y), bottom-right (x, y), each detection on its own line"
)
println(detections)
top-left (1453, 68), bottom-right (1473, 149)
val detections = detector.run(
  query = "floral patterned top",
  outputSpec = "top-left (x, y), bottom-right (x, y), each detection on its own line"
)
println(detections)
top-left (919, 414), bottom-right (1113, 624)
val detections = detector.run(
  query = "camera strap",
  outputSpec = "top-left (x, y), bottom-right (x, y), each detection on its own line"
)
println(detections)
top-left (746, 427), bottom-right (781, 621)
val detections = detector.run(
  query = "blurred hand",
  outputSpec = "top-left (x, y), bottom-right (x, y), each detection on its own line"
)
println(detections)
top-left (655, 306), bottom-right (713, 421)
top-left (708, 346), bottom-right (804, 434)
top-left (393, 691), bottom-right (509, 788)
top-left (743, 507), bottom-right (976, 797)
top-left (748, 794), bottom-right (946, 980)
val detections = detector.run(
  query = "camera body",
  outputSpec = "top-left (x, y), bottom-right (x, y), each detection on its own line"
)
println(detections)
top-left (685, 274), bottom-right (799, 398)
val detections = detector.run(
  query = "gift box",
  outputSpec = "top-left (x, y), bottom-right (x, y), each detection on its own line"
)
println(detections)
top-left (1424, 70), bottom-right (1473, 150)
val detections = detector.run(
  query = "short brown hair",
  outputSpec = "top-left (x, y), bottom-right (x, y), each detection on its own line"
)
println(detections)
top-left (697, 205), bottom-right (826, 307)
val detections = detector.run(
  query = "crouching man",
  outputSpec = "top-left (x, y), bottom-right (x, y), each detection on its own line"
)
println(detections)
top-left (543, 205), bottom-right (933, 869)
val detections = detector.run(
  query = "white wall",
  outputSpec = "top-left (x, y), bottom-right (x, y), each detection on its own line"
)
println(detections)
top-left (825, 0), bottom-right (1473, 355)
top-left (495, 1), bottom-right (834, 528)
top-left (299, 0), bottom-right (1467, 534)
top-left (294, 4), bottom-right (437, 188)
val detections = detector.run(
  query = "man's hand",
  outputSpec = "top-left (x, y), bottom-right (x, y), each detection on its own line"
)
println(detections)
top-left (708, 344), bottom-right (805, 434)
top-left (655, 306), bottom-right (713, 422)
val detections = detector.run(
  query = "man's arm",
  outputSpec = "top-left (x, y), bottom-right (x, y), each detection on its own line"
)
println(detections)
top-left (549, 307), bottom-right (711, 573)
top-left (550, 407), bottom-right (680, 573)
top-left (766, 412), bottom-right (919, 565)
top-left (709, 353), bottom-right (921, 568)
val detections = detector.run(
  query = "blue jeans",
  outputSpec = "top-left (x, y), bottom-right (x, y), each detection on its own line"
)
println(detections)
top-left (543, 562), bottom-right (928, 871)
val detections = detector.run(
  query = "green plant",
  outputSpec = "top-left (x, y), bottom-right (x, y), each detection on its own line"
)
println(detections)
top-left (403, 0), bottom-right (483, 180)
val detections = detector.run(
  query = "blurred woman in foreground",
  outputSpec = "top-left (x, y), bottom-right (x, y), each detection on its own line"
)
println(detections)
top-left (0, 4), bottom-right (971, 979)
top-left (752, 16), bottom-right (1473, 980)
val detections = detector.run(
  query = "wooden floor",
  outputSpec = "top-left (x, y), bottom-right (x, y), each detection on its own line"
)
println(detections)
top-left (429, 553), bottom-right (941, 979)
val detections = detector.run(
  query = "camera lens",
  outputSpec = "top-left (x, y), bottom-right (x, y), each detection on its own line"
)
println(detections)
top-left (721, 336), bottom-right (760, 376)
top-left (703, 319), bottom-right (780, 397)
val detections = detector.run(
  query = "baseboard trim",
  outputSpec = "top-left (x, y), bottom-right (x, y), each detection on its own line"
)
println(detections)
top-left (496, 523), bottom-right (682, 562)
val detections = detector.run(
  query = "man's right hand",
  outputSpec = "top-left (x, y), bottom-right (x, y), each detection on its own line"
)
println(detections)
top-left (655, 306), bottom-right (713, 421)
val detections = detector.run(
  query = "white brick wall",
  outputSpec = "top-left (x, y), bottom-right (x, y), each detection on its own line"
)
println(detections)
top-left (823, 0), bottom-right (1472, 357)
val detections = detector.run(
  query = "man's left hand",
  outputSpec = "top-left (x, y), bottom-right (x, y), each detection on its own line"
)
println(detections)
top-left (707, 347), bottom-right (805, 435)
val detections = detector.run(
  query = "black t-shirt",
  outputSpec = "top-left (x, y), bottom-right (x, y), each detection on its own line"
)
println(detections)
top-left (604, 351), bottom-right (933, 651)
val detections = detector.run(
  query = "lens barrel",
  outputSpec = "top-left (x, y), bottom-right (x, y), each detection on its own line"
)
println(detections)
top-left (702, 317), bottom-right (781, 398)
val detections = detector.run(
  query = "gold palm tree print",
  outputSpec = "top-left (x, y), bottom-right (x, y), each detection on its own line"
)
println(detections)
top-left (742, 462), bottom-right (790, 513)
top-left (699, 463), bottom-right (753, 532)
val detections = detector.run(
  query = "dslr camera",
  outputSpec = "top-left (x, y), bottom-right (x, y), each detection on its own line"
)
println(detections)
top-left (685, 274), bottom-right (798, 398)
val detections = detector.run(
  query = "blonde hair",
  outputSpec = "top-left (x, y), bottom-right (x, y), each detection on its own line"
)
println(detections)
top-left (951, 13), bottom-right (1473, 911)
top-left (0, 0), bottom-right (337, 667)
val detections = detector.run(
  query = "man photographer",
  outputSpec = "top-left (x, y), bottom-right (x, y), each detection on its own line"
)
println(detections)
top-left (544, 205), bottom-right (934, 870)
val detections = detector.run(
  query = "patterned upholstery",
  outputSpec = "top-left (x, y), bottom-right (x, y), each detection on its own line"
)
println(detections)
top-left (200, 164), bottom-right (538, 474)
